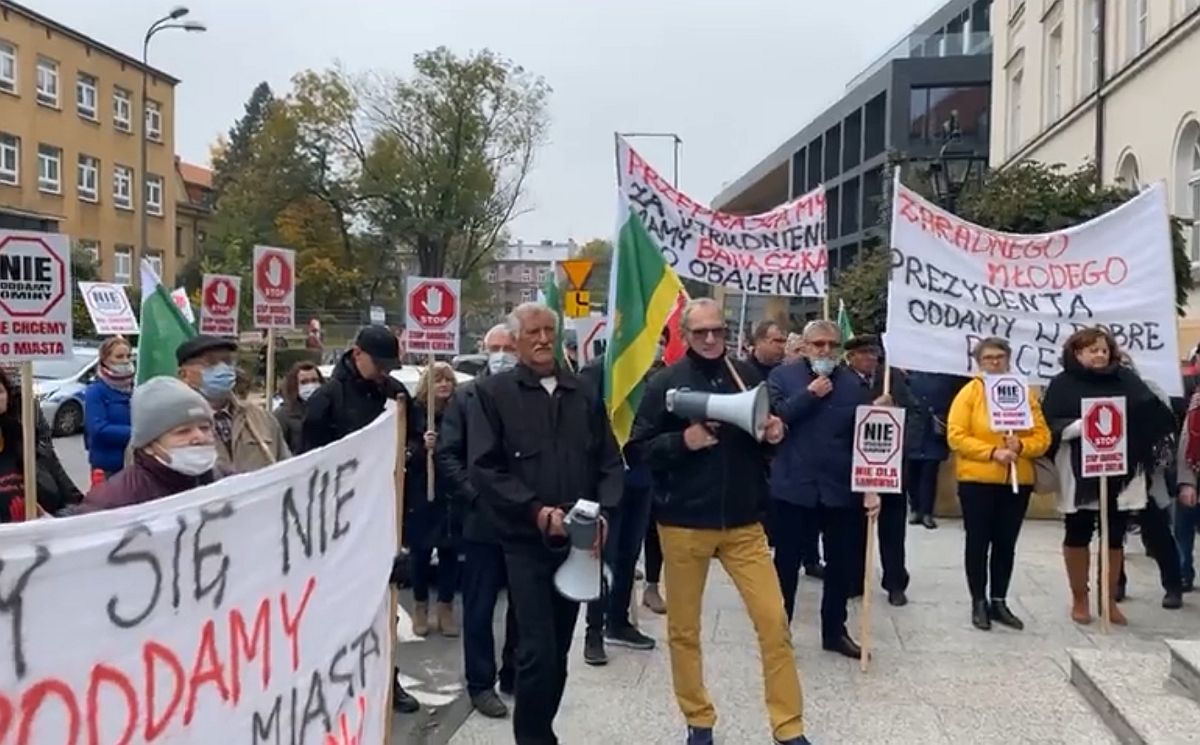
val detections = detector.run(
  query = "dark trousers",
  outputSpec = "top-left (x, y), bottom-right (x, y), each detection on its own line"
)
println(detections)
top-left (462, 540), bottom-right (519, 696)
top-left (505, 543), bottom-right (579, 745)
top-left (645, 518), bottom-right (663, 584)
top-left (856, 493), bottom-right (909, 593)
top-left (1176, 503), bottom-right (1199, 583)
top-left (772, 501), bottom-right (861, 642)
top-left (411, 544), bottom-right (459, 603)
top-left (906, 458), bottom-right (942, 517)
top-left (1135, 500), bottom-right (1183, 593)
top-left (1064, 505), bottom-right (1130, 548)
top-left (959, 482), bottom-right (1031, 601)
top-left (586, 485), bottom-right (653, 633)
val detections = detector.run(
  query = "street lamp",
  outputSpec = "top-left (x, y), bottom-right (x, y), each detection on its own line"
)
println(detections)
top-left (618, 131), bottom-right (681, 188)
top-left (139, 7), bottom-right (205, 278)
top-left (928, 129), bottom-right (985, 212)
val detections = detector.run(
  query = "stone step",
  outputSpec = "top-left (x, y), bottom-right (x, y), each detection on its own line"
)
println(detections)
top-left (1069, 647), bottom-right (1200, 745)
top-left (1167, 639), bottom-right (1200, 707)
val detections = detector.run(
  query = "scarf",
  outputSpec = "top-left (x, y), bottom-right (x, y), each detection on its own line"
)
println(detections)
top-left (1041, 357), bottom-right (1177, 507)
top-left (98, 363), bottom-right (134, 393)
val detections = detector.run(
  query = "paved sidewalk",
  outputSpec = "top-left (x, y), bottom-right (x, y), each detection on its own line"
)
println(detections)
top-left (449, 519), bottom-right (1200, 744)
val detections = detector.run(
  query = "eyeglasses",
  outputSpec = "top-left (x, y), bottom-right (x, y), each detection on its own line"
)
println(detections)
top-left (808, 340), bottom-right (839, 350)
top-left (979, 353), bottom-right (1008, 363)
top-left (689, 327), bottom-right (727, 340)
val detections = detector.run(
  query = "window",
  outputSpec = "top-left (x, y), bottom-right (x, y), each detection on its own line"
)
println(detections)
top-left (113, 165), bottom-right (133, 209)
top-left (909, 85), bottom-right (990, 145)
top-left (0, 134), bottom-right (17, 185)
top-left (521, 267), bottom-right (532, 282)
top-left (0, 41), bottom-right (15, 93)
top-left (145, 100), bottom-right (162, 141)
top-left (77, 155), bottom-right (99, 202)
top-left (113, 88), bottom-right (132, 131)
top-left (113, 246), bottom-right (133, 284)
top-left (76, 73), bottom-right (97, 119)
top-left (78, 240), bottom-right (99, 267)
top-left (486, 268), bottom-right (497, 282)
top-left (520, 288), bottom-right (534, 303)
top-left (145, 251), bottom-right (163, 279)
top-left (1045, 20), bottom-right (1064, 123)
top-left (37, 144), bottom-right (61, 193)
top-left (35, 57), bottom-right (58, 106)
top-left (1081, 0), bottom-right (1101, 93)
top-left (145, 174), bottom-right (164, 215)
top-left (1117, 152), bottom-right (1141, 189)
top-left (536, 267), bottom-right (548, 282)
top-left (1175, 121), bottom-right (1200, 261)
top-left (1007, 68), bottom-right (1024, 155)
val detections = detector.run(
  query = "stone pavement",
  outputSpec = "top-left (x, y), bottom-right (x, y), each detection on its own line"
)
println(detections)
top-left (448, 519), bottom-right (1200, 745)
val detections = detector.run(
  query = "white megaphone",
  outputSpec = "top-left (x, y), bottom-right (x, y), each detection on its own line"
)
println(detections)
top-left (553, 499), bottom-right (612, 602)
top-left (665, 383), bottom-right (771, 441)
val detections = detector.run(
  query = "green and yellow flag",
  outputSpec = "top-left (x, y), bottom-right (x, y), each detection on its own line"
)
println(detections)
top-left (837, 298), bottom-right (855, 342)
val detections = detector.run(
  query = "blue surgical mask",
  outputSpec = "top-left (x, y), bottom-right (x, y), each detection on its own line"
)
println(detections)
top-left (811, 358), bottom-right (836, 377)
top-left (200, 362), bottom-right (237, 399)
top-left (487, 351), bottom-right (517, 375)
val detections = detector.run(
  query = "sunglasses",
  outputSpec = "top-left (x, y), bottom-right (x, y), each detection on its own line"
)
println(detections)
top-left (689, 327), bottom-right (727, 340)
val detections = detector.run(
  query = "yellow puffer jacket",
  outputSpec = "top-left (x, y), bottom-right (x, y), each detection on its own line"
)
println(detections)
top-left (947, 377), bottom-right (1051, 485)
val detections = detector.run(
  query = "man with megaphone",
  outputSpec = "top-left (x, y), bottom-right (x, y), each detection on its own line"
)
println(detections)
top-left (467, 302), bottom-right (624, 745)
top-left (628, 298), bottom-right (811, 745)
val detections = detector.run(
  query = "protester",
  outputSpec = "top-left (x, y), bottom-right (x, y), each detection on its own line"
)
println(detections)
top-left (468, 302), bottom-right (624, 745)
top-left (748, 319), bottom-right (787, 381)
top-left (300, 324), bottom-right (421, 714)
top-left (305, 317), bottom-right (324, 352)
top-left (946, 338), bottom-right (1051, 631)
top-left (274, 361), bottom-right (323, 454)
top-left (777, 329), bottom-right (823, 579)
top-left (904, 371), bottom-right (965, 528)
top-left (83, 377), bottom-right (215, 512)
top-left (407, 361), bottom-right (463, 638)
top-left (1042, 327), bottom-right (1177, 626)
top-left (631, 298), bottom-right (809, 745)
top-left (84, 336), bottom-right (135, 483)
top-left (437, 323), bottom-right (520, 719)
top-left (0, 367), bottom-right (82, 522)
top-left (768, 319), bottom-right (883, 662)
top-left (783, 333), bottom-right (805, 364)
top-left (1177, 381), bottom-right (1200, 592)
top-left (176, 336), bottom-right (289, 473)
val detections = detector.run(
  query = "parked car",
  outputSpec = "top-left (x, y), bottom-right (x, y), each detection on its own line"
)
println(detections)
top-left (33, 348), bottom-right (100, 437)
top-left (451, 353), bottom-right (488, 376)
top-left (312, 363), bottom-right (472, 400)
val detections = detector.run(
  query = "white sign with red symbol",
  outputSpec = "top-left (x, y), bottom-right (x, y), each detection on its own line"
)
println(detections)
top-left (984, 374), bottom-right (1033, 431)
top-left (0, 230), bottom-right (73, 360)
top-left (405, 276), bottom-right (461, 355)
top-left (78, 281), bottom-right (138, 335)
top-left (852, 405), bottom-right (907, 493)
top-left (253, 245), bottom-right (296, 329)
top-left (171, 288), bottom-right (195, 324)
top-left (200, 274), bottom-right (242, 337)
top-left (1081, 396), bottom-right (1128, 478)
top-left (575, 316), bottom-right (608, 365)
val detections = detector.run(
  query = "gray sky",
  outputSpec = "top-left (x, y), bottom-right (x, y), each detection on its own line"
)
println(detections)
top-left (37, 0), bottom-right (945, 242)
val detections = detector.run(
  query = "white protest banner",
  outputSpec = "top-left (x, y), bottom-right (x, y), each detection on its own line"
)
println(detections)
top-left (200, 274), bottom-right (242, 337)
top-left (0, 409), bottom-right (397, 744)
top-left (615, 137), bottom-right (827, 297)
top-left (253, 245), bottom-right (296, 329)
top-left (0, 230), bottom-right (73, 360)
top-left (79, 281), bottom-right (139, 335)
top-left (852, 405), bottom-right (906, 493)
top-left (406, 277), bottom-right (462, 355)
top-left (172, 287), bottom-right (196, 324)
top-left (884, 178), bottom-right (1181, 396)
top-left (1081, 396), bottom-right (1128, 477)
top-left (983, 374), bottom-right (1033, 431)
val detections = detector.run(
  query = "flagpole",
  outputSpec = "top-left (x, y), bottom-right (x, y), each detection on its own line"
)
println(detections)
top-left (736, 291), bottom-right (750, 359)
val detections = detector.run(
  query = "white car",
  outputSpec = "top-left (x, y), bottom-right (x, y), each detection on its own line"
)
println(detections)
top-left (288, 364), bottom-right (472, 408)
top-left (32, 347), bottom-right (101, 437)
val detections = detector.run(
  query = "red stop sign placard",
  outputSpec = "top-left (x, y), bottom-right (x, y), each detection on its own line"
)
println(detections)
top-left (1083, 401), bottom-right (1124, 451)
top-left (408, 280), bottom-right (457, 329)
top-left (254, 249), bottom-right (293, 300)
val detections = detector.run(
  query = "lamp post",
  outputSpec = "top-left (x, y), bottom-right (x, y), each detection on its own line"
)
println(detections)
top-left (928, 130), bottom-right (985, 213)
top-left (140, 6), bottom-right (205, 279)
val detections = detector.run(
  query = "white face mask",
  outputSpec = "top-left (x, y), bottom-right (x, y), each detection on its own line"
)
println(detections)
top-left (160, 445), bottom-right (218, 476)
top-left (298, 382), bottom-right (320, 401)
top-left (487, 351), bottom-right (518, 375)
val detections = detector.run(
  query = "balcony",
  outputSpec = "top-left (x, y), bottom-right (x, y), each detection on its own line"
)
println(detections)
top-left (846, 31), bottom-right (992, 91)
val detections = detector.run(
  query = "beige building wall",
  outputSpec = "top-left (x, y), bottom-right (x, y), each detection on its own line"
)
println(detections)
top-left (991, 0), bottom-right (1200, 343)
top-left (0, 2), bottom-right (180, 284)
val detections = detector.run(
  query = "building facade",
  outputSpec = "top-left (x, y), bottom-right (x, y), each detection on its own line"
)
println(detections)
top-left (0, 1), bottom-right (180, 284)
top-left (174, 158), bottom-right (212, 270)
top-left (712, 0), bottom-right (993, 326)
top-left (486, 239), bottom-right (578, 312)
top-left (992, 0), bottom-right (1200, 336)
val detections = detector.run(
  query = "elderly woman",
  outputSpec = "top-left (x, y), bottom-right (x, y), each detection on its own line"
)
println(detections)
top-left (947, 337), bottom-right (1051, 631)
top-left (1042, 327), bottom-right (1177, 626)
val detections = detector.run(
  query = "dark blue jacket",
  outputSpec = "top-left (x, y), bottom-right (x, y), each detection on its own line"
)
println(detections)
top-left (84, 379), bottom-right (131, 474)
top-left (768, 360), bottom-right (875, 509)
top-left (904, 371), bottom-right (967, 461)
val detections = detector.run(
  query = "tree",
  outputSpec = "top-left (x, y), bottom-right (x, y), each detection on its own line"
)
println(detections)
top-left (71, 245), bottom-right (100, 339)
top-left (832, 159), bottom-right (1194, 334)
top-left (577, 238), bottom-right (612, 300)
top-left (211, 82), bottom-right (275, 197)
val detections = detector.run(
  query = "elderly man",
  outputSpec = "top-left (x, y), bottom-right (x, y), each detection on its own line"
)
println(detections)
top-left (748, 320), bottom-right (787, 381)
top-left (438, 323), bottom-right (521, 719)
top-left (629, 298), bottom-right (809, 745)
top-left (468, 302), bottom-right (624, 745)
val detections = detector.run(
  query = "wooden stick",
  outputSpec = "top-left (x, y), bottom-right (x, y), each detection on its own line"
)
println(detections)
top-left (426, 354), bottom-right (436, 502)
top-left (1099, 476), bottom-right (1111, 633)
top-left (264, 330), bottom-right (276, 409)
top-left (1007, 430), bottom-right (1019, 495)
top-left (823, 294), bottom-right (831, 321)
top-left (385, 396), bottom-right (408, 742)
top-left (20, 361), bottom-right (38, 522)
top-left (860, 512), bottom-right (877, 673)
top-left (882, 363), bottom-right (892, 398)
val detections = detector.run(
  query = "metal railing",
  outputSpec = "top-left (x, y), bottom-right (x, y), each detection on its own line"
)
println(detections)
top-left (846, 31), bottom-right (992, 91)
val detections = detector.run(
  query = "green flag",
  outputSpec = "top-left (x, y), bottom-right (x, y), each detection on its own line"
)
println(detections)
top-left (136, 259), bottom-right (197, 384)
top-left (539, 266), bottom-right (566, 366)
top-left (837, 298), bottom-right (855, 342)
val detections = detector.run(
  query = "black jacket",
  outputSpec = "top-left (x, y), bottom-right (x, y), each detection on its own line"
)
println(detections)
top-left (467, 363), bottom-right (623, 545)
top-left (628, 351), bottom-right (771, 530)
top-left (301, 351), bottom-right (408, 452)
top-left (437, 377), bottom-right (498, 543)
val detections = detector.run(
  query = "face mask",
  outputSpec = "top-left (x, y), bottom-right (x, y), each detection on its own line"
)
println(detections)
top-left (811, 357), bottom-right (837, 377)
top-left (160, 445), bottom-right (217, 476)
top-left (200, 362), bottom-right (237, 399)
top-left (106, 362), bottom-right (134, 377)
top-left (298, 382), bottom-right (320, 401)
top-left (487, 351), bottom-right (518, 375)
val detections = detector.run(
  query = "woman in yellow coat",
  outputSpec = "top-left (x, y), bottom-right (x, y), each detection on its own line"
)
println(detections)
top-left (947, 337), bottom-right (1051, 632)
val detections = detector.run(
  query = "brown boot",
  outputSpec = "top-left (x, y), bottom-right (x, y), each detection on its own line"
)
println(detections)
top-left (437, 602), bottom-right (460, 637)
top-left (1064, 546), bottom-right (1092, 624)
top-left (642, 583), bottom-right (667, 615)
top-left (1101, 549), bottom-right (1128, 626)
top-left (412, 601), bottom-right (430, 637)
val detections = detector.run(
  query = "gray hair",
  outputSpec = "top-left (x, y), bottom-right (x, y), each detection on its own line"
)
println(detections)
top-left (801, 319), bottom-right (840, 341)
top-left (506, 302), bottom-right (555, 335)
top-left (483, 323), bottom-right (513, 344)
top-left (679, 297), bottom-right (721, 332)
top-left (784, 332), bottom-right (804, 355)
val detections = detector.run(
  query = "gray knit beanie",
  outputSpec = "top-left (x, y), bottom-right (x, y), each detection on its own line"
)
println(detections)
top-left (131, 376), bottom-right (214, 448)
